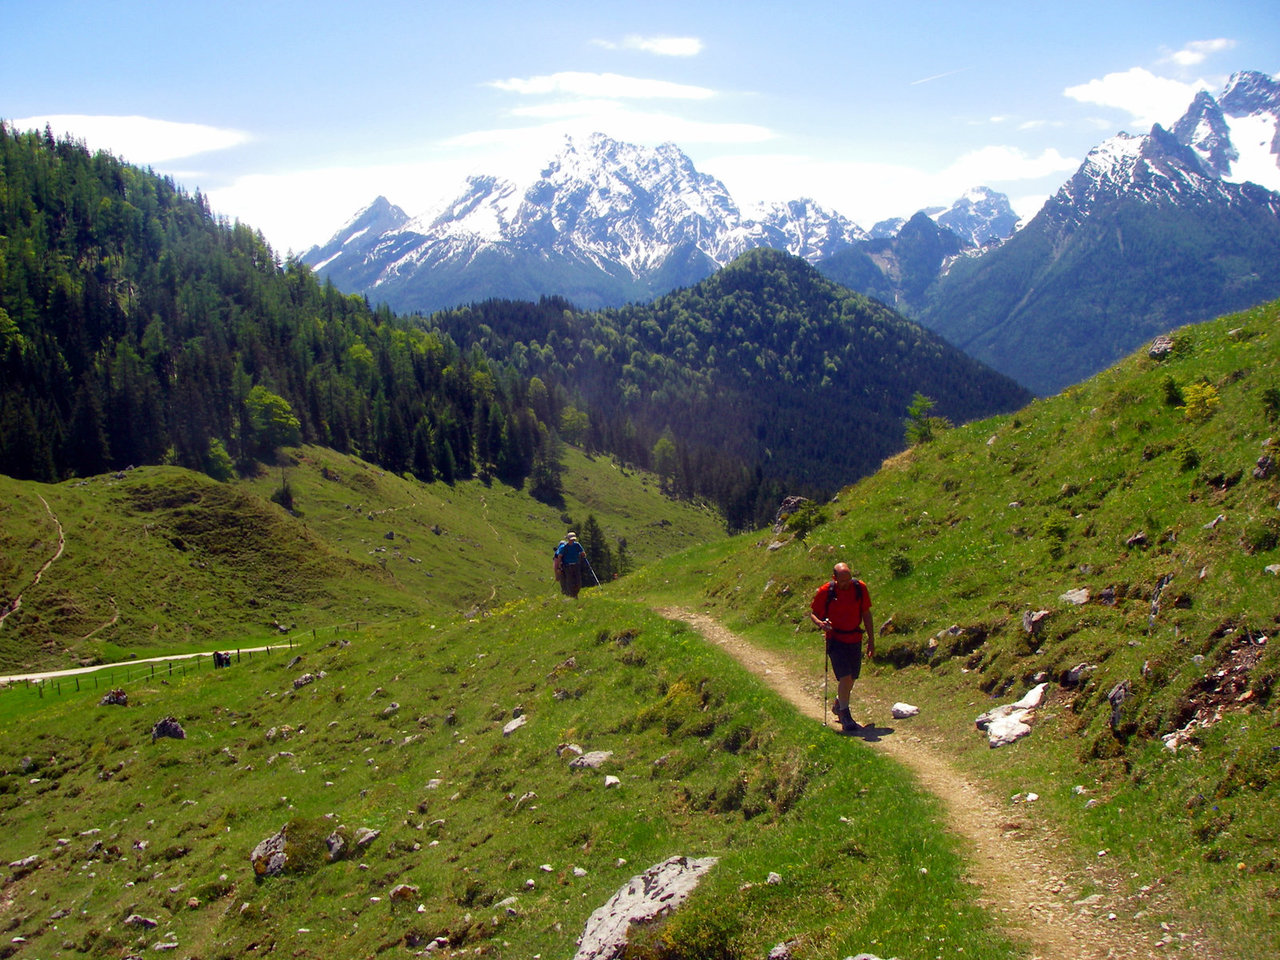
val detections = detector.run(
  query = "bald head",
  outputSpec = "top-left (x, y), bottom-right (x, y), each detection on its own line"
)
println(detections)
top-left (832, 562), bottom-right (853, 583)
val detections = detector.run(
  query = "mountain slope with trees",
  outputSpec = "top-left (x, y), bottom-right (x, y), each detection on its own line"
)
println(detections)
top-left (0, 123), bottom-right (560, 500)
top-left (0, 126), bottom-right (1027, 531)
top-left (426, 249), bottom-right (1032, 528)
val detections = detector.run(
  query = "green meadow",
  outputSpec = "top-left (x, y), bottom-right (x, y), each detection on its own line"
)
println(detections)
top-left (2, 300), bottom-right (1279, 958)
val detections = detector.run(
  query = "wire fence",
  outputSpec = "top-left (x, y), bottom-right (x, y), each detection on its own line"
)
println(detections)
top-left (0, 621), bottom-right (367, 704)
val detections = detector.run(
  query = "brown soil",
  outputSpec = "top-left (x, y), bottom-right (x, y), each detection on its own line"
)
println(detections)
top-left (659, 607), bottom-right (1220, 960)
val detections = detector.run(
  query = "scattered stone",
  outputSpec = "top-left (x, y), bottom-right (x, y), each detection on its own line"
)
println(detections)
top-left (355, 827), bottom-right (380, 849)
top-left (1254, 455), bottom-right (1274, 480)
top-left (1060, 587), bottom-right (1090, 605)
top-left (1063, 663), bottom-right (1093, 687)
top-left (1107, 680), bottom-right (1131, 729)
top-left (891, 702), bottom-right (919, 719)
top-left (382, 702), bottom-right (400, 717)
top-left (124, 914), bottom-right (158, 928)
top-left (769, 942), bottom-right (794, 960)
top-left (569, 750), bottom-right (614, 770)
top-left (99, 688), bottom-right (128, 706)
top-left (976, 683), bottom-right (1048, 748)
top-left (150, 717), bottom-right (185, 742)
top-left (1126, 531), bottom-right (1148, 549)
top-left (1266, 564), bottom-right (1280, 576)
top-left (557, 743), bottom-right (585, 757)
top-left (572, 856), bottom-right (719, 960)
top-left (1204, 514), bottom-right (1227, 530)
top-left (293, 673), bottom-right (318, 690)
top-left (1148, 335), bottom-right (1175, 359)
top-left (8, 855), bottom-right (40, 878)
top-left (389, 883), bottom-right (419, 902)
top-left (1022, 609), bottom-right (1050, 635)
top-left (604, 775), bottom-right (621, 788)
top-left (250, 826), bottom-right (289, 877)
top-left (766, 871), bottom-right (782, 884)
top-left (503, 715), bottom-right (528, 736)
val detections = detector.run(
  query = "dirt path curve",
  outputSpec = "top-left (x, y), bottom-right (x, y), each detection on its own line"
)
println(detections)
top-left (0, 495), bottom-right (66, 628)
top-left (659, 607), bottom-right (1216, 960)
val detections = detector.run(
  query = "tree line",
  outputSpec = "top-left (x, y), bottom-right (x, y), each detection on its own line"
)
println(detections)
top-left (0, 125), bottom-right (1030, 533)
top-left (0, 124), bottom-right (561, 503)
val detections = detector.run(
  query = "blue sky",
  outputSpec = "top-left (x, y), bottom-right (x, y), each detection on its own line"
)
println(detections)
top-left (5, 0), bottom-right (1276, 253)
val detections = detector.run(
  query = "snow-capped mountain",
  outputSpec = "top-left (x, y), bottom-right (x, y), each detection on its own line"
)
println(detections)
top-left (1177, 70), bottom-right (1280, 191)
top-left (934, 187), bottom-right (1021, 246)
top-left (303, 133), bottom-right (958, 314)
top-left (917, 69), bottom-right (1280, 396)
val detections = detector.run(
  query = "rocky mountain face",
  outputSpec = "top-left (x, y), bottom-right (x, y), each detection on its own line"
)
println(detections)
top-left (303, 132), bottom-right (1011, 315)
top-left (916, 70), bottom-right (1280, 395)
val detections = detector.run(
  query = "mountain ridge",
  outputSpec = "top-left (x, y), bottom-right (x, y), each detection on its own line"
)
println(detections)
top-left (302, 131), bottom-right (1015, 314)
top-left (916, 69), bottom-right (1280, 395)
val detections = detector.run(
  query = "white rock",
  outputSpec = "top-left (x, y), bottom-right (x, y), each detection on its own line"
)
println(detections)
top-left (891, 702), bottom-right (919, 718)
top-left (604, 775), bottom-right (621, 788)
top-left (573, 856), bottom-right (718, 960)
top-left (570, 751), bottom-right (614, 770)
top-left (503, 715), bottom-right (528, 737)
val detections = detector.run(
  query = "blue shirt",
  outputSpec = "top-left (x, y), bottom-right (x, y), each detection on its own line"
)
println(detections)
top-left (556, 541), bottom-right (585, 564)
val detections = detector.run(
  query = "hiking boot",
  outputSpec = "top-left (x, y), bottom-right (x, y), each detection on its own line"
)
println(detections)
top-left (837, 707), bottom-right (861, 732)
top-left (831, 700), bottom-right (841, 718)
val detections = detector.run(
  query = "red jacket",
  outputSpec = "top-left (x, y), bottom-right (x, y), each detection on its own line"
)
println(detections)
top-left (811, 580), bottom-right (871, 642)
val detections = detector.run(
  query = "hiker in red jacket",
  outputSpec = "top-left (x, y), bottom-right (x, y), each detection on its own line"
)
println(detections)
top-left (810, 562), bottom-right (875, 732)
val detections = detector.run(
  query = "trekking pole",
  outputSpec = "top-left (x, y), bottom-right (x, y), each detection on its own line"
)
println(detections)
top-left (583, 556), bottom-right (601, 587)
top-left (822, 646), bottom-right (829, 728)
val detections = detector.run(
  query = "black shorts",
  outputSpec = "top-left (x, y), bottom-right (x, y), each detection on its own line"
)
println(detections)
top-left (826, 637), bottom-right (863, 680)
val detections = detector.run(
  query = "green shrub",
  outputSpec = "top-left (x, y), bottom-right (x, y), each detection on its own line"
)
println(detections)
top-left (785, 500), bottom-right (829, 540)
top-left (887, 551), bottom-right (912, 578)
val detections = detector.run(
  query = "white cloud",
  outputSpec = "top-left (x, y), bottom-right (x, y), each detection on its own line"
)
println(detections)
top-left (206, 159), bottom-right (483, 255)
top-left (593, 35), bottom-right (704, 56)
top-left (1063, 68), bottom-right (1209, 130)
top-left (446, 111), bottom-right (774, 152)
top-left (1010, 193), bottom-right (1051, 223)
top-left (10, 114), bottom-right (249, 164)
top-left (489, 71), bottom-right (715, 100)
top-left (703, 143), bottom-right (1077, 230)
top-left (943, 145), bottom-right (1077, 185)
top-left (625, 35), bottom-right (703, 57)
top-left (1167, 38), bottom-right (1235, 67)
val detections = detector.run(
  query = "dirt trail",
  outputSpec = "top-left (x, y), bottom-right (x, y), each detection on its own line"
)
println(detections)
top-left (659, 607), bottom-right (1217, 960)
top-left (0, 495), bottom-right (66, 627)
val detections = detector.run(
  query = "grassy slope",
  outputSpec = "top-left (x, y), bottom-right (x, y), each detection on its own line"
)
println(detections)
top-left (0, 445), bottom-right (722, 672)
top-left (2, 302), bottom-right (1278, 958)
top-left (623, 299), bottom-right (1280, 956)
top-left (0, 600), bottom-right (1019, 960)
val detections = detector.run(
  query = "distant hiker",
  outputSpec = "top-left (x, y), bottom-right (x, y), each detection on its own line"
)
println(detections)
top-left (810, 562), bottom-right (875, 732)
top-left (553, 537), bottom-right (567, 583)
top-left (555, 532), bottom-right (587, 598)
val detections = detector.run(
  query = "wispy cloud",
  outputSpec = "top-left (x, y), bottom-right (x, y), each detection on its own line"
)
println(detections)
top-left (1165, 38), bottom-right (1236, 67)
top-left (911, 67), bottom-right (968, 86)
top-left (10, 114), bottom-right (250, 164)
top-left (594, 35), bottom-right (704, 57)
top-left (1063, 68), bottom-right (1209, 129)
top-left (490, 71), bottom-right (715, 100)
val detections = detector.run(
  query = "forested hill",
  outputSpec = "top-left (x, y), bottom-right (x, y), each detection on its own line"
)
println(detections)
top-left (0, 126), bottom-right (1027, 530)
top-left (0, 124), bottom-right (560, 498)
top-left (428, 250), bottom-right (1032, 517)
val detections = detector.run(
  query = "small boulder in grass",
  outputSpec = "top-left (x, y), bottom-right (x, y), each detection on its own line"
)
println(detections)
top-left (891, 702), bottom-right (919, 719)
top-left (151, 717), bottom-right (186, 741)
